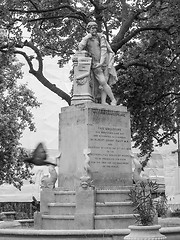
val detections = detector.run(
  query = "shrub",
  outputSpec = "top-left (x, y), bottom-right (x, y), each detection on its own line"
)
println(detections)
top-left (129, 181), bottom-right (158, 226)
top-left (0, 202), bottom-right (35, 219)
top-left (155, 195), bottom-right (168, 217)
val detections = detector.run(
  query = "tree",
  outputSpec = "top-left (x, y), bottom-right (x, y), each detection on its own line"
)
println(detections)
top-left (0, 48), bottom-right (40, 189)
top-left (1, 0), bottom-right (180, 159)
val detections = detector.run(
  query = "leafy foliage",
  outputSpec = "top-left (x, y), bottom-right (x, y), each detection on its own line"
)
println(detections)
top-left (0, 51), bottom-right (40, 189)
top-left (1, 0), bottom-right (180, 159)
top-left (170, 208), bottom-right (180, 218)
top-left (129, 181), bottom-right (158, 226)
top-left (155, 195), bottom-right (168, 217)
top-left (0, 202), bottom-right (35, 219)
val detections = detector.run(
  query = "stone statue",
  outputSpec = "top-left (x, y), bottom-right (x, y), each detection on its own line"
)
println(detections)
top-left (132, 156), bottom-right (148, 183)
top-left (40, 152), bottom-right (61, 189)
top-left (80, 149), bottom-right (94, 189)
top-left (40, 165), bottom-right (57, 189)
top-left (78, 21), bottom-right (118, 105)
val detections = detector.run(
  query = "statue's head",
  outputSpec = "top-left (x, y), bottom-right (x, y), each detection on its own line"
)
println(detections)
top-left (86, 21), bottom-right (98, 32)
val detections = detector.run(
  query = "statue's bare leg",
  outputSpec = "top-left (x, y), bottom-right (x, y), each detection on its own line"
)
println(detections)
top-left (94, 68), bottom-right (116, 105)
top-left (101, 90), bottom-right (108, 105)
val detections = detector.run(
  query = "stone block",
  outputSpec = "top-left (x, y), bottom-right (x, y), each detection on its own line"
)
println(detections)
top-left (71, 51), bottom-right (94, 105)
top-left (40, 188), bottom-right (55, 214)
top-left (74, 187), bottom-right (95, 229)
top-left (34, 212), bottom-right (42, 229)
top-left (58, 102), bottom-right (132, 190)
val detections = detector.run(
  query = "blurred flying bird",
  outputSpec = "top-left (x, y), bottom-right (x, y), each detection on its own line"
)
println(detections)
top-left (23, 142), bottom-right (57, 166)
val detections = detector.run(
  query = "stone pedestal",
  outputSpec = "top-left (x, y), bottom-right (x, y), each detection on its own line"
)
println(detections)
top-left (40, 188), bottom-right (55, 214)
top-left (71, 51), bottom-right (94, 105)
top-left (35, 103), bottom-right (134, 230)
top-left (74, 187), bottom-right (95, 229)
top-left (58, 102), bottom-right (132, 190)
top-left (34, 212), bottom-right (42, 230)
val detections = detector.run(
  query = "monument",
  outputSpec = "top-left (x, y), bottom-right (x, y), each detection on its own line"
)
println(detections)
top-left (35, 22), bottom-right (134, 230)
top-left (58, 102), bottom-right (132, 190)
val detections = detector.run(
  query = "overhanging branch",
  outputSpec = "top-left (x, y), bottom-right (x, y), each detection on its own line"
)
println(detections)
top-left (14, 50), bottom-right (34, 72)
top-left (112, 25), bottom-right (173, 53)
top-left (23, 41), bottom-right (43, 72)
top-left (3, 42), bottom-right (71, 105)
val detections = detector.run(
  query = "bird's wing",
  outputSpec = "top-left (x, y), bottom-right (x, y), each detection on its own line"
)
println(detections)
top-left (43, 160), bottom-right (57, 166)
top-left (32, 142), bottom-right (47, 162)
top-left (23, 142), bottom-right (48, 165)
top-left (23, 157), bottom-right (33, 163)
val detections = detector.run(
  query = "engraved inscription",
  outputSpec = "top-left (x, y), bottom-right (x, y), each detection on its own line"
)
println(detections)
top-left (88, 126), bottom-right (131, 171)
top-left (88, 108), bottom-right (130, 127)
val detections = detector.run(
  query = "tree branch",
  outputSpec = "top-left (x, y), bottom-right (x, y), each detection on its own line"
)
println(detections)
top-left (9, 4), bottom-right (88, 23)
top-left (12, 42), bottom-right (71, 105)
top-left (112, 0), bottom-right (154, 47)
top-left (116, 61), bottom-right (151, 71)
top-left (23, 41), bottom-right (43, 72)
top-left (27, 70), bottom-right (71, 105)
top-left (155, 129), bottom-right (177, 145)
top-left (120, 0), bottom-right (129, 20)
top-left (9, 4), bottom-right (80, 14)
top-left (26, 13), bottom-right (85, 23)
top-left (140, 0), bottom-right (157, 13)
top-left (146, 93), bottom-right (180, 106)
top-left (112, 25), bottom-right (173, 53)
top-left (28, 0), bottom-right (39, 11)
top-left (89, 0), bottom-right (98, 8)
top-left (14, 49), bottom-right (34, 72)
top-left (112, 11), bottom-right (140, 51)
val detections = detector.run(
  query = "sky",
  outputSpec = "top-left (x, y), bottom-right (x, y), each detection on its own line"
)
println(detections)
top-left (18, 55), bottom-right (72, 153)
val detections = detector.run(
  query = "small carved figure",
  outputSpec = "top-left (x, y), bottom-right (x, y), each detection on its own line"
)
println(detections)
top-left (24, 143), bottom-right (61, 189)
top-left (83, 148), bottom-right (91, 178)
top-left (40, 165), bottom-right (57, 189)
top-left (133, 157), bottom-right (148, 183)
top-left (80, 149), bottom-right (94, 189)
top-left (78, 22), bottom-right (118, 105)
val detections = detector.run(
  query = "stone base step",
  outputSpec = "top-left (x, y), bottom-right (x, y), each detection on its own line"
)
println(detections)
top-left (96, 202), bottom-right (133, 215)
top-left (40, 188), bottom-right (134, 230)
top-left (47, 201), bottom-right (133, 215)
top-left (41, 214), bottom-right (136, 230)
top-left (54, 190), bottom-right (76, 203)
top-left (53, 189), bottom-right (131, 204)
top-left (96, 189), bottom-right (130, 202)
top-left (94, 214), bottom-right (136, 229)
top-left (48, 203), bottom-right (76, 215)
top-left (42, 215), bottom-right (74, 230)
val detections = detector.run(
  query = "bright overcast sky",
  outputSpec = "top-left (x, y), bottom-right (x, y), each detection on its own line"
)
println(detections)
top-left (19, 54), bottom-right (72, 152)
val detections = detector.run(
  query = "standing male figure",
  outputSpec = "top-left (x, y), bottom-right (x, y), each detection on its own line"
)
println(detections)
top-left (78, 22), bottom-right (118, 105)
